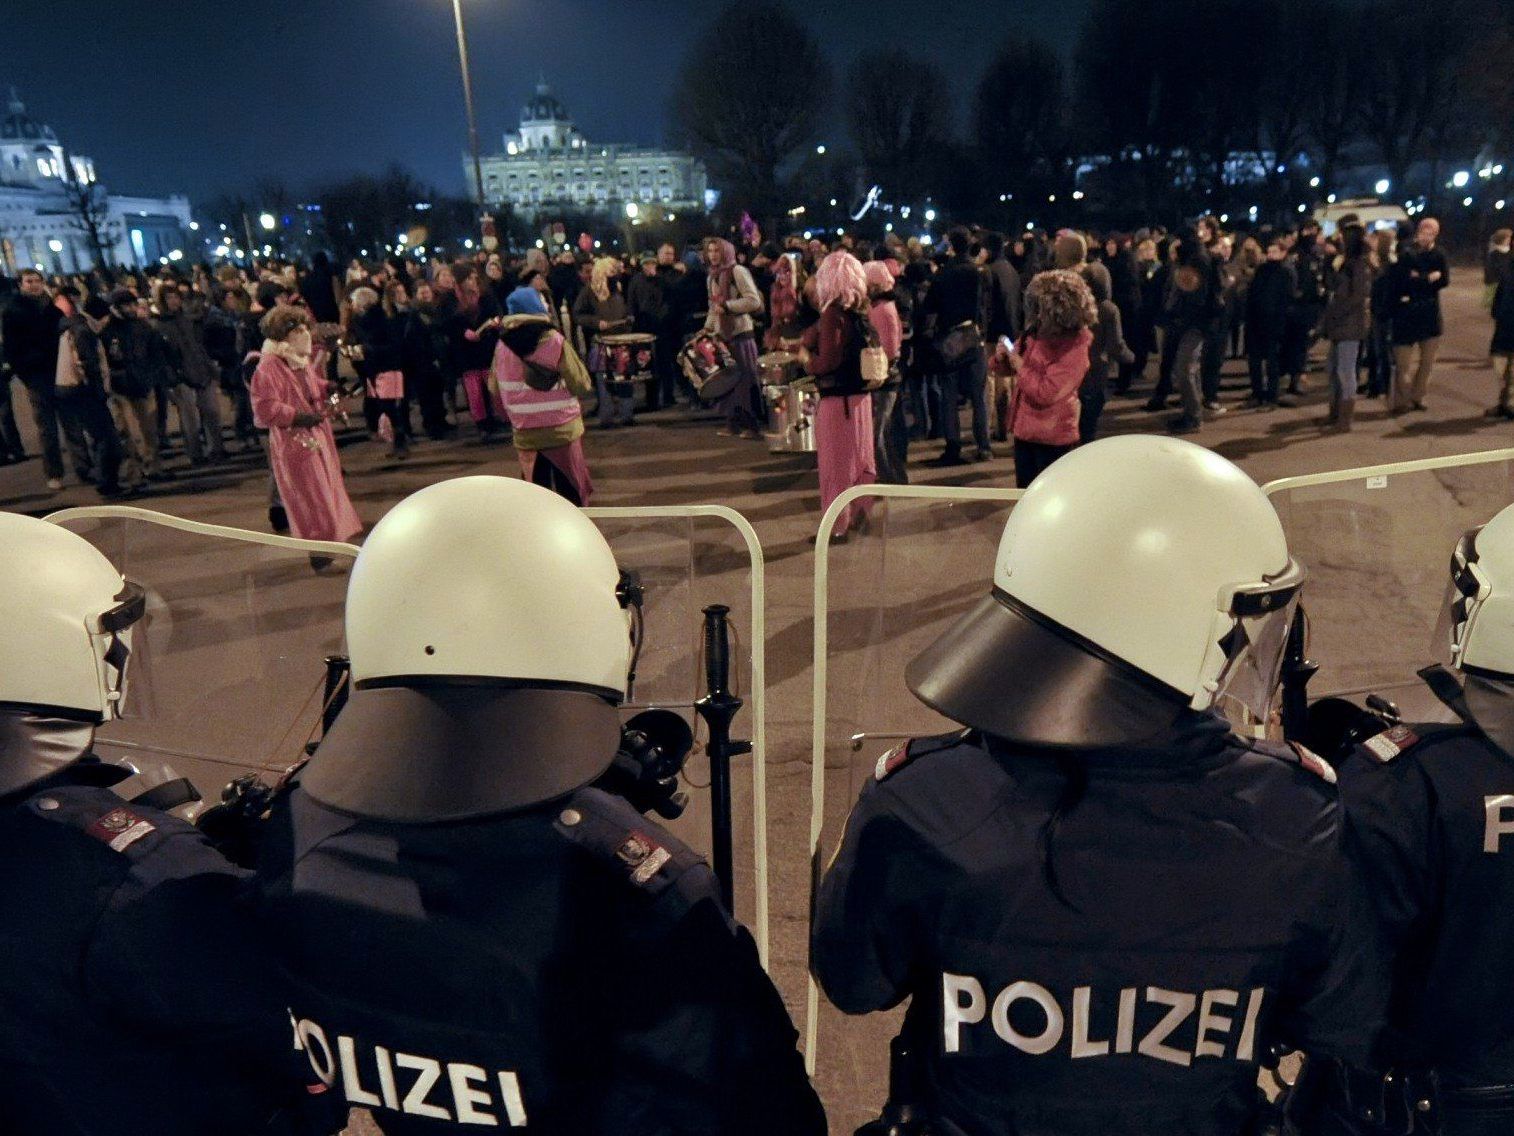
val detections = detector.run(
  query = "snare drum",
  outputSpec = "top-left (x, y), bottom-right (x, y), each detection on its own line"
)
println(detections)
top-left (597, 332), bottom-right (656, 398)
top-left (756, 350), bottom-right (802, 387)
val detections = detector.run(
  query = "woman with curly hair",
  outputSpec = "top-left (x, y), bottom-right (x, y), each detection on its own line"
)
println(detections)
top-left (1006, 269), bottom-right (1096, 487)
top-left (802, 250), bottom-right (878, 542)
top-left (249, 304), bottom-right (361, 543)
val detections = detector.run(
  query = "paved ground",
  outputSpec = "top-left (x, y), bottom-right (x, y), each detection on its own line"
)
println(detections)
top-left (6, 276), bottom-right (1512, 1132)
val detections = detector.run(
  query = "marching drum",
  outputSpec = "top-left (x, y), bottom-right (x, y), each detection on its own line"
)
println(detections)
top-left (678, 332), bottom-right (742, 403)
top-left (597, 332), bottom-right (657, 404)
top-left (758, 352), bottom-right (818, 454)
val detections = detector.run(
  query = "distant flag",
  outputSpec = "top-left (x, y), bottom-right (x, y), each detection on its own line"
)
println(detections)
top-left (740, 211), bottom-right (761, 247)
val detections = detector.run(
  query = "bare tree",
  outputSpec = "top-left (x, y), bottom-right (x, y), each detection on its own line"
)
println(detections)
top-left (975, 37), bottom-right (1070, 209)
top-left (61, 159), bottom-right (120, 268)
top-left (669, 2), bottom-right (831, 230)
top-left (847, 51), bottom-right (954, 206)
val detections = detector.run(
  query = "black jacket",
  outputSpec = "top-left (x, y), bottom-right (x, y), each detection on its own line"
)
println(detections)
top-left (2, 292), bottom-right (63, 379)
top-left (1388, 245), bottom-right (1451, 345)
top-left (922, 258), bottom-right (984, 333)
top-left (1245, 261), bottom-right (1298, 345)
top-left (99, 314), bottom-right (172, 399)
top-left (814, 721), bottom-right (1384, 1136)
top-left (1338, 722), bottom-right (1514, 1087)
top-left (350, 304), bottom-right (403, 380)
top-left (258, 784), bottom-right (826, 1136)
top-left (983, 257), bottom-right (1022, 342)
top-left (0, 759), bottom-right (329, 1136)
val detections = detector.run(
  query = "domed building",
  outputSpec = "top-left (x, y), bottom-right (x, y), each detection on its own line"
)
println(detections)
top-left (0, 87), bottom-right (190, 273)
top-left (475, 82), bottom-right (710, 221)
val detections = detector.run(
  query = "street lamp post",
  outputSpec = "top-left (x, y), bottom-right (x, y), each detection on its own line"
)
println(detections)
top-left (451, 0), bottom-right (487, 232)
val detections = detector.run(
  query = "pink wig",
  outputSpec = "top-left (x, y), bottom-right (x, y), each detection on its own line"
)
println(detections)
top-left (862, 260), bottom-right (894, 294)
top-left (815, 250), bottom-right (869, 312)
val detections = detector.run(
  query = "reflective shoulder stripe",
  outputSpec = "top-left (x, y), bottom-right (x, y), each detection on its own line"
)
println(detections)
top-left (1287, 741), bottom-right (1337, 784)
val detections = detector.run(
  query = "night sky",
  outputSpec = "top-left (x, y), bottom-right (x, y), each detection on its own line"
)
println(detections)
top-left (6, 0), bottom-right (1086, 204)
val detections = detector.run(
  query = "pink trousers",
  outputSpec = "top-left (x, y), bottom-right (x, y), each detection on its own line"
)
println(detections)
top-left (518, 439), bottom-right (594, 507)
top-left (462, 369), bottom-right (490, 423)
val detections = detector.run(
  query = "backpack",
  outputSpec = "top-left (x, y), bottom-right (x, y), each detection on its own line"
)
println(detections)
top-left (816, 312), bottom-right (888, 396)
top-left (55, 328), bottom-right (85, 389)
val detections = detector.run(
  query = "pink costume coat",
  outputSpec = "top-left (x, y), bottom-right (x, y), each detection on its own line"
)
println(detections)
top-left (1009, 329), bottom-right (1094, 447)
top-left (250, 351), bottom-right (362, 543)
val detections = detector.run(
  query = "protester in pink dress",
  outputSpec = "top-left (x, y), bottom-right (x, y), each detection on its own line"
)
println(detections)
top-left (249, 305), bottom-right (362, 543)
top-left (802, 251), bottom-right (877, 543)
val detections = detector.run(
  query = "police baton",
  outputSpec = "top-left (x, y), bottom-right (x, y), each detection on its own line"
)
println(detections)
top-left (693, 604), bottom-right (749, 913)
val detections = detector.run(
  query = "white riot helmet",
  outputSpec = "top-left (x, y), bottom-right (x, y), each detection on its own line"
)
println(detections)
top-left (907, 436), bottom-right (1304, 747)
top-left (301, 476), bottom-right (639, 821)
top-left (1441, 504), bottom-right (1514, 751)
top-left (0, 515), bottom-right (145, 795)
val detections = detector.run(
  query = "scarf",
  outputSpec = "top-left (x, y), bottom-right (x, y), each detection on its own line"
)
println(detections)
top-left (264, 337), bottom-right (312, 370)
top-left (706, 239), bottom-right (737, 298)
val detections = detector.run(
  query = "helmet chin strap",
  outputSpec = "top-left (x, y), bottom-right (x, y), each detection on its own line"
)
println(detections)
top-left (0, 707), bottom-right (98, 799)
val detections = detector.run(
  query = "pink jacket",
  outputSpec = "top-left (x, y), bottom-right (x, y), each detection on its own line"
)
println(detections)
top-left (1009, 328), bottom-right (1093, 446)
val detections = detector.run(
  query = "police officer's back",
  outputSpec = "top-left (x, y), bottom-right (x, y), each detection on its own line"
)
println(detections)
top-left (256, 477), bottom-right (824, 1135)
top-left (813, 437), bottom-right (1386, 1136)
top-left (1327, 508), bottom-right (1514, 1133)
top-left (0, 514), bottom-right (328, 1136)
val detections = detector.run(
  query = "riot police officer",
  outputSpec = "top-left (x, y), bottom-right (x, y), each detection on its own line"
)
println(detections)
top-left (812, 435), bottom-right (1386, 1135)
top-left (255, 475), bottom-right (825, 1134)
top-left (1318, 503), bottom-right (1514, 1135)
top-left (0, 514), bottom-right (334, 1135)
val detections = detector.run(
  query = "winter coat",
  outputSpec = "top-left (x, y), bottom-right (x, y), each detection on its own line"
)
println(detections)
top-left (1319, 256), bottom-right (1375, 343)
top-left (703, 265), bottom-right (763, 340)
top-left (1245, 261), bottom-right (1297, 345)
top-left (1084, 300), bottom-right (1134, 395)
top-left (348, 304), bottom-right (402, 381)
top-left (626, 272), bottom-right (669, 333)
top-left (1388, 245), bottom-right (1451, 345)
top-left (1009, 328), bottom-right (1093, 446)
top-left (573, 288), bottom-right (630, 337)
top-left (154, 310), bottom-right (219, 389)
top-left (1, 292), bottom-right (63, 379)
top-left (1491, 254), bottom-right (1514, 356)
top-left (99, 314), bottom-right (172, 399)
top-left (983, 257), bottom-right (1022, 341)
top-left (1163, 252), bottom-right (1221, 335)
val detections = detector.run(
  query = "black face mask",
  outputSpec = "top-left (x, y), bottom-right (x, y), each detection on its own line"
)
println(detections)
top-left (1464, 672), bottom-right (1514, 759)
top-left (0, 707), bottom-right (96, 799)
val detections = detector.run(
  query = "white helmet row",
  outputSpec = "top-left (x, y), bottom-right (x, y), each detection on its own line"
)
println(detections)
top-left (908, 437), bottom-right (1304, 746)
top-left (301, 477), bottom-right (640, 821)
top-left (0, 514), bottom-right (144, 795)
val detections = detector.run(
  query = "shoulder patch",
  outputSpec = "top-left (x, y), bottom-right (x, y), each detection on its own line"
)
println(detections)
top-left (874, 730), bottom-right (973, 782)
top-left (1363, 724), bottom-right (1421, 764)
top-left (874, 742), bottom-right (913, 782)
top-left (1287, 741), bottom-right (1338, 785)
top-left (26, 789), bottom-right (162, 856)
top-left (553, 788), bottom-right (693, 896)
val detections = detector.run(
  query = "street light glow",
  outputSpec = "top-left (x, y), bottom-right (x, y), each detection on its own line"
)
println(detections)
top-left (48, 239), bottom-right (63, 252)
top-left (923, 209), bottom-right (936, 222)
top-left (1452, 170), bottom-right (1470, 188)
top-left (259, 212), bottom-right (276, 231)
top-left (625, 202), bottom-right (639, 219)
top-left (1309, 176), bottom-right (1320, 188)
top-left (1375, 178), bottom-right (1391, 195)
top-left (816, 144), bottom-right (827, 155)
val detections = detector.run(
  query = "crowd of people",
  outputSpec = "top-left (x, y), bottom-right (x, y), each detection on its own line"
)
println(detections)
top-left (3, 213), bottom-right (1512, 538)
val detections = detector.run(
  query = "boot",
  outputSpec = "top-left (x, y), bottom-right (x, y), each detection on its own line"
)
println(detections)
top-left (1318, 395), bottom-right (1339, 427)
top-left (1335, 398), bottom-right (1355, 432)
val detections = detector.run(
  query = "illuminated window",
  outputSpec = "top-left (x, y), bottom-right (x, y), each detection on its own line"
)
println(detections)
top-left (35, 157), bottom-right (51, 177)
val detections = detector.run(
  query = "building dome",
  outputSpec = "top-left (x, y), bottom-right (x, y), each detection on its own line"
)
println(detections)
top-left (522, 82), bottom-right (570, 125)
top-left (1, 89), bottom-right (58, 144)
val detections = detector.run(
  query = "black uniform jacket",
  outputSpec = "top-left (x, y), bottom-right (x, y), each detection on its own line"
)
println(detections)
top-left (0, 761), bottom-right (327, 1136)
top-left (1338, 722), bottom-right (1514, 1089)
top-left (813, 719), bottom-right (1385, 1136)
top-left (256, 783), bottom-right (826, 1135)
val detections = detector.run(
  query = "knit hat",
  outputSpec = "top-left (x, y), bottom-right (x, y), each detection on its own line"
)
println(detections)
top-left (84, 295), bottom-right (112, 320)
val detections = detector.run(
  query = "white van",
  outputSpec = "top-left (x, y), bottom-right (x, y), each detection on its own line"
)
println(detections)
top-left (1313, 198), bottom-right (1410, 235)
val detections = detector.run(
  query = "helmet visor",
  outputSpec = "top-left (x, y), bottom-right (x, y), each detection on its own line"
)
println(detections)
top-left (94, 580), bottom-right (154, 720)
top-left (1210, 561), bottom-right (1305, 728)
top-left (1433, 526), bottom-right (1489, 669)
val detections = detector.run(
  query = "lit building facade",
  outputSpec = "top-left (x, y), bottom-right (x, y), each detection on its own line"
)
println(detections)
top-left (0, 89), bottom-right (191, 274)
top-left (473, 83), bottom-right (709, 219)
